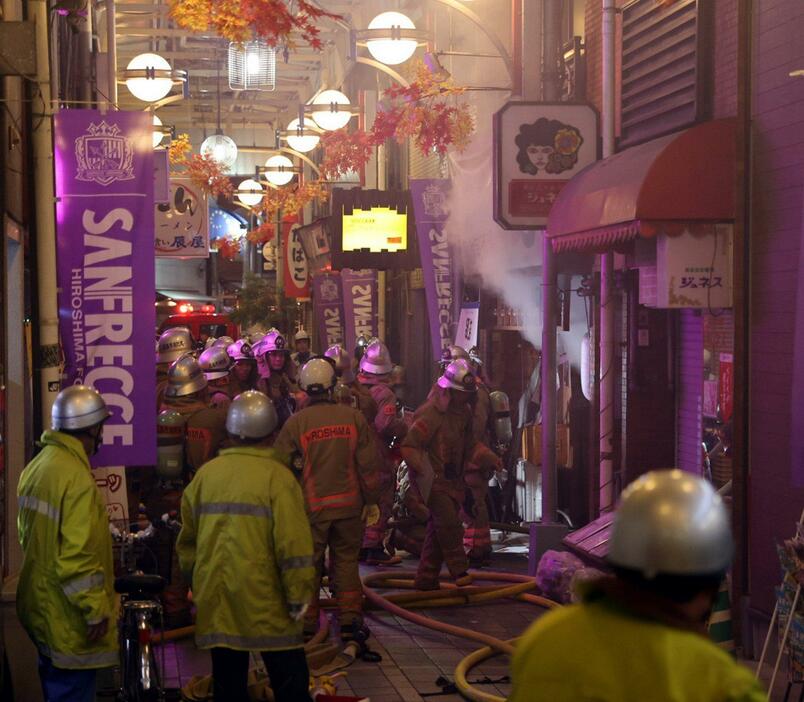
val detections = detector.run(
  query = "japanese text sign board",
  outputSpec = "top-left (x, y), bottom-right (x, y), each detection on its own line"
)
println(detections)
top-left (494, 102), bottom-right (598, 230)
top-left (283, 219), bottom-right (310, 298)
top-left (155, 178), bottom-right (209, 258)
top-left (54, 109), bottom-right (156, 466)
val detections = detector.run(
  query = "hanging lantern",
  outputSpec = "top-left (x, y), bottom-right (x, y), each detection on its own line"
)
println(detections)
top-left (366, 12), bottom-right (418, 66)
top-left (264, 155), bottom-right (295, 186)
top-left (310, 90), bottom-right (353, 131)
top-left (201, 134), bottom-right (238, 170)
top-left (228, 41), bottom-right (276, 91)
top-left (285, 118), bottom-right (321, 153)
top-left (125, 53), bottom-right (176, 102)
top-left (236, 179), bottom-right (265, 207)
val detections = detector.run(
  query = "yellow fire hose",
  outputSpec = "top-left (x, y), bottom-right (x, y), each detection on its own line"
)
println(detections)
top-left (361, 570), bottom-right (560, 701)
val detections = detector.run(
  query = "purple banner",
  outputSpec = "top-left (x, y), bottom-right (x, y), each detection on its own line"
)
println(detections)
top-left (410, 179), bottom-right (462, 359)
top-left (55, 110), bottom-right (156, 466)
top-left (313, 272), bottom-right (345, 349)
top-left (341, 268), bottom-right (379, 349)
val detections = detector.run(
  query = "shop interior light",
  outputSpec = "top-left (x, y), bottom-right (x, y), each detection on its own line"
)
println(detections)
top-left (201, 133), bottom-right (239, 170)
top-left (285, 118), bottom-right (321, 153)
top-left (366, 12), bottom-right (418, 66)
top-left (236, 178), bottom-right (265, 207)
top-left (310, 90), bottom-right (353, 131)
top-left (125, 53), bottom-right (175, 102)
top-left (264, 154), bottom-right (295, 186)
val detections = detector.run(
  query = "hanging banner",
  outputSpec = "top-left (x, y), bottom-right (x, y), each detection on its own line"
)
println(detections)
top-left (341, 268), bottom-right (378, 348)
top-left (455, 303), bottom-right (480, 351)
top-left (283, 219), bottom-right (310, 298)
top-left (719, 353), bottom-right (734, 423)
top-left (312, 272), bottom-right (345, 349)
top-left (155, 178), bottom-right (209, 258)
top-left (55, 110), bottom-right (156, 466)
top-left (410, 179), bottom-right (462, 360)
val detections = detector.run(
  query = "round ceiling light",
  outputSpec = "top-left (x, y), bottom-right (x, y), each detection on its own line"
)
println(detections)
top-left (366, 12), bottom-right (418, 66)
top-left (200, 133), bottom-right (238, 170)
top-left (152, 114), bottom-right (165, 148)
top-left (286, 118), bottom-right (320, 153)
top-left (264, 155), bottom-right (295, 186)
top-left (310, 90), bottom-right (352, 131)
top-left (125, 53), bottom-right (174, 103)
top-left (236, 179), bottom-right (265, 207)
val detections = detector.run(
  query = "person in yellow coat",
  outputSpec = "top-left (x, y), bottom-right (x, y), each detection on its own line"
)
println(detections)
top-left (509, 470), bottom-right (766, 702)
top-left (177, 390), bottom-right (316, 702)
top-left (17, 386), bottom-right (117, 702)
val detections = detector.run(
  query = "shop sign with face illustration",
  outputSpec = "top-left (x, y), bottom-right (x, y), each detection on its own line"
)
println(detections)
top-left (494, 102), bottom-right (598, 230)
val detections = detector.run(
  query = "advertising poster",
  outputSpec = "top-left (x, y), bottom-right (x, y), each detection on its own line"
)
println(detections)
top-left (155, 178), bottom-right (209, 258)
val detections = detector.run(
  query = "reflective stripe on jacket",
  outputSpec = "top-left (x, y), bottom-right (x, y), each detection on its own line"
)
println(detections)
top-left (176, 446), bottom-right (315, 651)
top-left (509, 591), bottom-right (766, 702)
top-left (17, 431), bottom-right (117, 669)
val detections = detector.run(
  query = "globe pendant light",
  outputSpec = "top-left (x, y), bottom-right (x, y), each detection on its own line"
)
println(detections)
top-left (311, 90), bottom-right (352, 131)
top-left (264, 155), bottom-right (295, 186)
top-left (125, 53), bottom-right (174, 102)
top-left (366, 12), bottom-right (418, 66)
top-left (152, 114), bottom-right (165, 148)
top-left (200, 55), bottom-right (238, 170)
top-left (286, 118), bottom-right (320, 153)
top-left (236, 179), bottom-right (265, 207)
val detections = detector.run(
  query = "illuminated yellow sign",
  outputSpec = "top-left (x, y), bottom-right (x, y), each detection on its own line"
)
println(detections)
top-left (342, 206), bottom-right (407, 252)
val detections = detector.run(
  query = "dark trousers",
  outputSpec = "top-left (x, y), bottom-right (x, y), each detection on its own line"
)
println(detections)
top-left (38, 655), bottom-right (97, 702)
top-left (210, 646), bottom-right (312, 702)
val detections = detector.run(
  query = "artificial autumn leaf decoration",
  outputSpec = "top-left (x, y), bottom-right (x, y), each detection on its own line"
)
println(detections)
top-left (168, 132), bottom-right (192, 167)
top-left (186, 154), bottom-right (235, 199)
top-left (211, 236), bottom-right (241, 261)
top-left (260, 181), bottom-right (329, 220)
top-left (247, 221), bottom-right (275, 245)
top-left (320, 129), bottom-right (375, 180)
top-left (169, 0), bottom-right (342, 49)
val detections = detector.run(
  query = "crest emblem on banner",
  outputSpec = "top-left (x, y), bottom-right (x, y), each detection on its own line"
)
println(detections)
top-left (422, 184), bottom-right (448, 218)
top-left (319, 278), bottom-right (340, 302)
top-left (75, 122), bottom-right (135, 186)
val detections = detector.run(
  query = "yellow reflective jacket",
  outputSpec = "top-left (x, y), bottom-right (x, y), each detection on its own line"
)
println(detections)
top-left (17, 431), bottom-right (117, 669)
top-left (510, 591), bottom-right (766, 702)
top-left (177, 446), bottom-right (315, 651)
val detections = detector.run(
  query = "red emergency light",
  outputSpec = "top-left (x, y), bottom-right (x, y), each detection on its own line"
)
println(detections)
top-left (200, 304), bottom-right (216, 313)
top-left (178, 303), bottom-right (194, 314)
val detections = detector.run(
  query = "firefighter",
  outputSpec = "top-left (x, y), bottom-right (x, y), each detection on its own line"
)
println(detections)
top-left (354, 335), bottom-right (370, 364)
top-left (325, 343), bottom-right (378, 425)
top-left (156, 327), bottom-right (194, 411)
top-left (274, 359), bottom-right (381, 646)
top-left (357, 340), bottom-right (408, 565)
top-left (438, 344), bottom-right (470, 373)
top-left (253, 330), bottom-right (300, 429)
top-left (400, 359), bottom-right (501, 591)
top-left (509, 470), bottom-right (765, 702)
top-left (227, 339), bottom-right (259, 394)
top-left (177, 391), bottom-right (315, 702)
top-left (292, 329), bottom-right (313, 367)
top-left (17, 386), bottom-right (117, 700)
top-left (198, 345), bottom-right (234, 412)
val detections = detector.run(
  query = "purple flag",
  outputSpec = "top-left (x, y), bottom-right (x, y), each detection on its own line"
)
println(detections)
top-left (341, 268), bottom-right (379, 349)
top-left (410, 179), bottom-right (462, 359)
top-left (313, 272), bottom-right (345, 349)
top-left (54, 110), bottom-right (156, 466)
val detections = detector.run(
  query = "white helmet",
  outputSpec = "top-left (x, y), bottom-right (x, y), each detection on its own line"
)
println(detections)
top-left (325, 344), bottom-right (352, 374)
top-left (226, 391), bottom-right (278, 440)
top-left (198, 345), bottom-right (233, 380)
top-left (608, 470), bottom-right (733, 578)
top-left (165, 356), bottom-right (207, 398)
top-left (295, 329), bottom-right (311, 343)
top-left (359, 339), bottom-right (393, 376)
top-left (253, 330), bottom-right (288, 357)
top-left (157, 327), bottom-right (194, 364)
top-left (299, 358), bottom-right (336, 395)
top-left (212, 336), bottom-right (235, 349)
top-left (437, 358), bottom-right (477, 393)
top-left (52, 385), bottom-right (110, 431)
top-left (227, 339), bottom-right (254, 362)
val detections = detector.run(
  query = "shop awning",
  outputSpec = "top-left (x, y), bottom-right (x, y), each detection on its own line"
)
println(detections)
top-left (546, 118), bottom-right (737, 253)
top-left (156, 290), bottom-right (216, 303)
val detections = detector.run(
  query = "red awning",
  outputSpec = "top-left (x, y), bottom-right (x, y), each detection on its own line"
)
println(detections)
top-left (546, 119), bottom-right (736, 253)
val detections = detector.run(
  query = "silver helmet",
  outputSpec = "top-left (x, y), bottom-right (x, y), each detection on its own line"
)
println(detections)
top-left (212, 336), bottom-right (235, 349)
top-left (608, 469), bottom-right (733, 578)
top-left (325, 343), bottom-right (352, 374)
top-left (227, 339), bottom-right (254, 362)
top-left (226, 390), bottom-right (278, 440)
top-left (359, 339), bottom-right (393, 376)
top-left (165, 356), bottom-right (207, 398)
top-left (52, 385), bottom-right (110, 431)
top-left (437, 358), bottom-right (477, 393)
top-left (199, 345), bottom-right (233, 380)
top-left (157, 327), bottom-right (194, 364)
top-left (300, 358), bottom-right (336, 395)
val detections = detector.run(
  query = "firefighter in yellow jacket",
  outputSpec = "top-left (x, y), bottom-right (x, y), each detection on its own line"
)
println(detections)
top-left (17, 386), bottom-right (117, 701)
top-left (509, 470), bottom-right (766, 702)
top-left (177, 390), bottom-right (316, 702)
top-left (274, 358), bottom-right (381, 645)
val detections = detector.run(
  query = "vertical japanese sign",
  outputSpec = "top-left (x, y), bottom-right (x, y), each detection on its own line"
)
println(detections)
top-left (283, 219), bottom-right (310, 298)
top-left (719, 353), bottom-right (734, 423)
top-left (54, 110), bottom-right (156, 466)
top-left (155, 178), bottom-right (209, 258)
top-left (410, 179), bottom-right (462, 360)
top-left (313, 272), bottom-right (345, 348)
top-left (455, 303), bottom-right (480, 351)
top-left (341, 268), bottom-right (378, 347)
